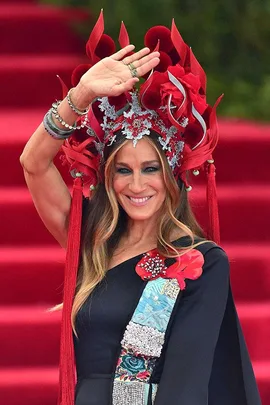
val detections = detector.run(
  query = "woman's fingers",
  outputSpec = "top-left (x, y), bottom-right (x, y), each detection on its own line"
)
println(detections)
top-left (134, 57), bottom-right (160, 77)
top-left (112, 46), bottom-right (154, 65)
top-left (111, 45), bottom-right (135, 61)
top-left (113, 78), bottom-right (139, 96)
top-left (110, 46), bottom-right (160, 79)
top-left (130, 52), bottom-right (160, 69)
top-left (123, 51), bottom-right (160, 78)
top-left (121, 47), bottom-right (151, 65)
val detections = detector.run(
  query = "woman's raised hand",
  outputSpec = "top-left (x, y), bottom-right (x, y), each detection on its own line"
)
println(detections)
top-left (77, 45), bottom-right (160, 102)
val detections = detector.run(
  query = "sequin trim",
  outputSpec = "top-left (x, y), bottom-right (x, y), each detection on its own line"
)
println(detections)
top-left (152, 383), bottom-right (158, 402)
top-left (112, 380), bottom-right (159, 405)
top-left (121, 321), bottom-right (165, 357)
top-left (161, 278), bottom-right (180, 300)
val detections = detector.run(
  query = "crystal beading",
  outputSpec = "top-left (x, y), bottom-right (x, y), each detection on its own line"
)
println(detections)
top-left (121, 322), bottom-right (165, 357)
top-left (137, 252), bottom-right (168, 280)
top-left (90, 92), bottom-right (183, 172)
top-left (112, 380), bottom-right (159, 405)
top-left (98, 97), bottom-right (118, 120)
top-left (161, 278), bottom-right (180, 300)
top-left (51, 101), bottom-right (88, 130)
top-left (167, 139), bottom-right (185, 170)
top-left (152, 383), bottom-right (158, 402)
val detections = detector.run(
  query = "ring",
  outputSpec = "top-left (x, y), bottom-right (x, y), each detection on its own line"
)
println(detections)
top-left (127, 63), bottom-right (138, 78)
top-left (129, 62), bottom-right (136, 70)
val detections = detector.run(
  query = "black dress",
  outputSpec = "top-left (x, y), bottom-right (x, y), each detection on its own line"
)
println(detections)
top-left (73, 234), bottom-right (262, 405)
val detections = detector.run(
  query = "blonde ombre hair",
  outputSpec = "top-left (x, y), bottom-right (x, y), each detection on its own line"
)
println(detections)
top-left (49, 131), bottom-right (205, 338)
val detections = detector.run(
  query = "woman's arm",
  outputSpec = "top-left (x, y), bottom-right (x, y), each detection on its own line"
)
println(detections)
top-left (20, 85), bottom-right (91, 248)
top-left (20, 46), bottom-right (160, 248)
top-left (154, 246), bottom-right (230, 404)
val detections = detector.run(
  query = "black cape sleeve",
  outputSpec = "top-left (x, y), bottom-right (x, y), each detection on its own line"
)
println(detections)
top-left (151, 244), bottom-right (261, 405)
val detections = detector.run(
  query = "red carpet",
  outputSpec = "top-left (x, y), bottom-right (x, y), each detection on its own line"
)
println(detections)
top-left (0, 2), bottom-right (270, 405)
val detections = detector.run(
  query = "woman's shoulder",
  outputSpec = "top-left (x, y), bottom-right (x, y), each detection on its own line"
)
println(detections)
top-left (173, 234), bottom-right (222, 252)
top-left (173, 235), bottom-right (229, 273)
top-left (195, 240), bottom-right (230, 282)
top-left (173, 237), bottom-right (230, 295)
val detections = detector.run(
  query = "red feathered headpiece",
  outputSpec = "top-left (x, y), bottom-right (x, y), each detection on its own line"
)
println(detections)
top-left (61, 11), bottom-right (223, 192)
top-left (57, 10), bottom-right (223, 405)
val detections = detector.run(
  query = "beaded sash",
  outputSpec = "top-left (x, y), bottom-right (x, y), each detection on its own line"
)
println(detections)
top-left (112, 277), bottom-right (181, 405)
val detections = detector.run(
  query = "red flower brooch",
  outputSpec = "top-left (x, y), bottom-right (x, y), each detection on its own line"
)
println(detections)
top-left (135, 248), bottom-right (204, 290)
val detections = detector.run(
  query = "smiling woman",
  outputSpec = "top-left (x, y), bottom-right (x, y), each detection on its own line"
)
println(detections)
top-left (113, 138), bottom-right (167, 222)
top-left (20, 11), bottom-right (261, 405)
top-left (90, 130), bottom-right (203, 268)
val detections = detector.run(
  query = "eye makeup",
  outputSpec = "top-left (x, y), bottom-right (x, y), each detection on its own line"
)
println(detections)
top-left (116, 166), bottom-right (160, 174)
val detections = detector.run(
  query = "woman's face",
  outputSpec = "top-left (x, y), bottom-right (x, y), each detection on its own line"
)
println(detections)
top-left (113, 138), bottom-right (167, 221)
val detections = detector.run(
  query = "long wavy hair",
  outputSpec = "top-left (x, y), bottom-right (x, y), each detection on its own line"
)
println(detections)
top-left (50, 131), bottom-right (205, 337)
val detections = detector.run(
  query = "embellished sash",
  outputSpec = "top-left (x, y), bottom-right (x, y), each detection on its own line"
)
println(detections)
top-left (111, 248), bottom-right (204, 405)
top-left (112, 277), bottom-right (180, 405)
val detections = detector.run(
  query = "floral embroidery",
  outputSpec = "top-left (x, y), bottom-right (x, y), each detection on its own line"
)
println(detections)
top-left (133, 278), bottom-right (177, 332)
top-left (135, 248), bottom-right (204, 290)
top-left (115, 347), bottom-right (156, 382)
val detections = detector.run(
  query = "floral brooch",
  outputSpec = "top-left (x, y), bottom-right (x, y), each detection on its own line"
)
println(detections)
top-left (135, 248), bottom-right (204, 290)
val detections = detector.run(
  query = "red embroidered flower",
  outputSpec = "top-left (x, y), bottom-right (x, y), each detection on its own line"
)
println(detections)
top-left (135, 249), bottom-right (167, 281)
top-left (135, 248), bottom-right (204, 290)
top-left (166, 249), bottom-right (204, 290)
top-left (136, 370), bottom-right (151, 381)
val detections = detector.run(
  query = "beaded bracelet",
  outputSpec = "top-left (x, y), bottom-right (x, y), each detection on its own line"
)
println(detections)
top-left (51, 101), bottom-right (77, 130)
top-left (52, 101), bottom-right (89, 130)
top-left (67, 87), bottom-right (90, 116)
top-left (43, 110), bottom-right (74, 140)
top-left (47, 109), bottom-right (76, 136)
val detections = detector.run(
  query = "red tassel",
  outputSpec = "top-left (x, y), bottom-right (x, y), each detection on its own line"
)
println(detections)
top-left (57, 174), bottom-right (83, 405)
top-left (206, 160), bottom-right (220, 245)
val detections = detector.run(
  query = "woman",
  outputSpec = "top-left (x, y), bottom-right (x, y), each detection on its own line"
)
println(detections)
top-left (20, 12), bottom-right (261, 405)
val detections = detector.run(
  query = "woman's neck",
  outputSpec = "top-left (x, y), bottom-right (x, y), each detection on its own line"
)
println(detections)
top-left (121, 226), bottom-right (187, 248)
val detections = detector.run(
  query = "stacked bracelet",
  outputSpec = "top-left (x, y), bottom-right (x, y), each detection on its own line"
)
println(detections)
top-left (67, 87), bottom-right (90, 116)
top-left (43, 95), bottom-right (90, 140)
top-left (43, 109), bottom-right (74, 140)
top-left (52, 101), bottom-right (88, 130)
top-left (52, 101), bottom-right (77, 130)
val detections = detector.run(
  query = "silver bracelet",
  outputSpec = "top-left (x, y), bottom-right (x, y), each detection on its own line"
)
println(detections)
top-left (43, 110), bottom-right (74, 140)
top-left (52, 101), bottom-right (77, 130)
top-left (52, 101), bottom-right (89, 130)
top-left (67, 87), bottom-right (90, 116)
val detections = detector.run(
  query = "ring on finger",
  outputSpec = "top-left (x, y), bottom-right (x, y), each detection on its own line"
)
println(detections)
top-left (128, 62), bottom-right (136, 70)
top-left (127, 63), bottom-right (138, 78)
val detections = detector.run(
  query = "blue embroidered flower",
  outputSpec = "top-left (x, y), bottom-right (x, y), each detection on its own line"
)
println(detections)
top-left (121, 354), bottom-right (146, 374)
